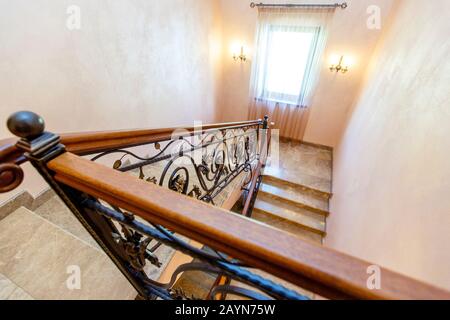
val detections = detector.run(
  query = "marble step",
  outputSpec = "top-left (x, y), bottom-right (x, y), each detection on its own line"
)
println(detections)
top-left (263, 174), bottom-right (331, 200)
top-left (259, 181), bottom-right (329, 216)
top-left (262, 165), bottom-right (332, 197)
top-left (33, 195), bottom-right (176, 282)
top-left (171, 270), bottom-right (217, 300)
top-left (34, 195), bottom-right (99, 248)
top-left (253, 198), bottom-right (326, 240)
top-left (0, 207), bottom-right (137, 300)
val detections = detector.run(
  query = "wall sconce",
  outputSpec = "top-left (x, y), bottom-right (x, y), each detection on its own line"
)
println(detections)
top-left (233, 46), bottom-right (247, 62)
top-left (329, 55), bottom-right (349, 74)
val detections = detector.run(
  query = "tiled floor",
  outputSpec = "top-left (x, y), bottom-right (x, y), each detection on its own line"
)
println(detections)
top-left (0, 273), bottom-right (34, 300)
top-left (0, 207), bottom-right (137, 300)
top-left (34, 195), bottom-right (177, 283)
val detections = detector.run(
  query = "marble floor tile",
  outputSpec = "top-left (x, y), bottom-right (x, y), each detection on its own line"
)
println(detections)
top-left (0, 272), bottom-right (34, 300)
top-left (8, 286), bottom-right (34, 300)
top-left (0, 273), bottom-right (17, 299)
top-left (0, 207), bottom-right (137, 300)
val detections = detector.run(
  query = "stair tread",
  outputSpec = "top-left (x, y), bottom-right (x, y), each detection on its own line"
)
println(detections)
top-left (263, 166), bottom-right (331, 195)
top-left (254, 198), bottom-right (326, 235)
top-left (0, 207), bottom-right (137, 300)
top-left (260, 182), bottom-right (329, 214)
top-left (263, 173), bottom-right (331, 199)
top-left (34, 195), bottom-right (99, 248)
top-left (252, 209), bottom-right (323, 243)
top-left (33, 195), bottom-right (176, 283)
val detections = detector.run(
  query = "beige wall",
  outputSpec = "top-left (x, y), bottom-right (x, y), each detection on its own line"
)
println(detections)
top-left (217, 0), bottom-right (395, 147)
top-left (0, 0), bottom-right (223, 203)
top-left (326, 0), bottom-right (450, 290)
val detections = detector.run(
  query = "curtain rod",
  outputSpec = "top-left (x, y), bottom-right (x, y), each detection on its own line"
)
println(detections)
top-left (250, 2), bottom-right (348, 9)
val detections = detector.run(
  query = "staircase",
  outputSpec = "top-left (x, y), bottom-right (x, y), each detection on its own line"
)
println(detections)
top-left (167, 139), bottom-right (333, 299)
top-left (0, 139), bottom-right (330, 300)
top-left (3, 113), bottom-right (447, 300)
top-left (254, 139), bottom-right (332, 245)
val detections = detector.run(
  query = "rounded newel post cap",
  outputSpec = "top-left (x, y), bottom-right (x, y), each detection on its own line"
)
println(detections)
top-left (263, 115), bottom-right (269, 129)
top-left (7, 111), bottom-right (45, 139)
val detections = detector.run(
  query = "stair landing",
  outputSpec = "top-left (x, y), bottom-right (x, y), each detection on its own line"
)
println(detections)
top-left (264, 139), bottom-right (332, 195)
top-left (253, 139), bottom-right (332, 244)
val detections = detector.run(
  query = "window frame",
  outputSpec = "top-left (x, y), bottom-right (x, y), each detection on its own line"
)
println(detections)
top-left (259, 25), bottom-right (321, 106)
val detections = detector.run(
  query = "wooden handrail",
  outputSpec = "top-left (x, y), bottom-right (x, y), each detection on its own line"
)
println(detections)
top-left (60, 119), bottom-right (261, 155)
top-left (0, 119), bottom-right (261, 159)
top-left (47, 152), bottom-right (450, 300)
top-left (1, 119), bottom-right (261, 159)
top-left (0, 119), bottom-right (261, 193)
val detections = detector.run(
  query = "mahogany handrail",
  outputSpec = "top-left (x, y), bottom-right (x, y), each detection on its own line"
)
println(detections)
top-left (0, 119), bottom-right (262, 161)
top-left (0, 119), bottom-right (262, 193)
top-left (60, 119), bottom-right (262, 155)
top-left (46, 152), bottom-right (450, 300)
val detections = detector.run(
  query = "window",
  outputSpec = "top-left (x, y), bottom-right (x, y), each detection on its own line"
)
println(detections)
top-left (258, 26), bottom-right (320, 105)
top-left (251, 9), bottom-right (333, 109)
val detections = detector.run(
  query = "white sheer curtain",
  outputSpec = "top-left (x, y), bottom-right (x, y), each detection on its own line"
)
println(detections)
top-left (248, 7), bottom-right (334, 140)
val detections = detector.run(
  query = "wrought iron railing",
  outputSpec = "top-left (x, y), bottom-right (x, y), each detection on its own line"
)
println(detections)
top-left (88, 121), bottom-right (260, 207)
top-left (3, 111), bottom-right (301, 300)
top-left (1, 111), bottom-right (449, 300)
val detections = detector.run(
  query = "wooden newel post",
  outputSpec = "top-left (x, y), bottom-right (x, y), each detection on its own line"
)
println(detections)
top-left (0, 111), bottom-right (47, 193)
top-left (0, 111), bottom-right (64, 194)
top-left (7, 111), bottom-right (62, 160)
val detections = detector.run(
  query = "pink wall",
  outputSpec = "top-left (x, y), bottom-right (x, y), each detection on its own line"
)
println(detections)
top-left (217, 0), bottom-right (395, 147)
top-left (326, 0), bottom-right (450, 290)
top-left (0, 0), bottom-right (223, 204)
